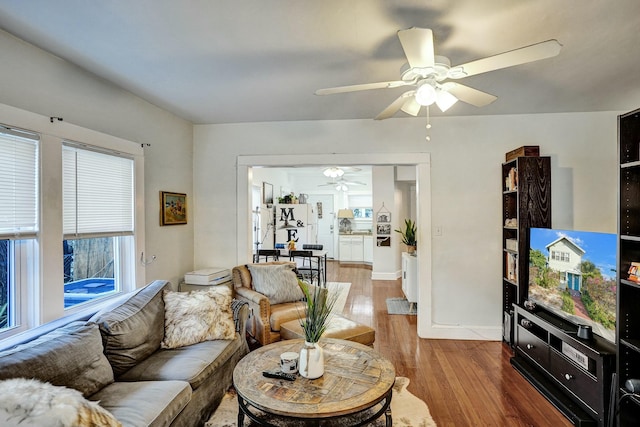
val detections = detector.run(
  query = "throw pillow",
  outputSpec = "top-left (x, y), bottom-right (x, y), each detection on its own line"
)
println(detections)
top-left (161, 287), bottom-right (236, 349)
top-left (247, 263), bottom-right (304, 304)
top-left (89, 280), bottom-right (170, 377)
top-left (0, 378), bottom-right (121, 427)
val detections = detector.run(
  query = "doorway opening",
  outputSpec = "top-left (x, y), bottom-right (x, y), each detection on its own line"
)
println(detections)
top-left (236, 152), bottom-right (432, 338)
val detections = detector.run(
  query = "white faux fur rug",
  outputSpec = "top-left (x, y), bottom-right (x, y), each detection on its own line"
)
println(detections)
top-left (326, 281), bottom-right (350, 315)
top-left (206, 376), bottom-right (436, 427)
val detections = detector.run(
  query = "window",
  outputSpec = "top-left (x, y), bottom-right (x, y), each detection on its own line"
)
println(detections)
top-left (0, 240), bottom-right (8, 329)
top-left (0, 110), bottom-right (143, 343)
top-left (352, 208), bottom-right (373, 219)
top-left (62, 143), bottom-right (135, 308)
top-left (551, 250), bottom-right (570, 263)
top-left (0, 126), bottom-right (38, 333)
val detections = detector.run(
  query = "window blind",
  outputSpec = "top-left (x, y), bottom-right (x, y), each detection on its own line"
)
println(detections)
top-left (63, 143), bottom-right (134, 238)
top-left (0, 127), bottom-right (39, 239)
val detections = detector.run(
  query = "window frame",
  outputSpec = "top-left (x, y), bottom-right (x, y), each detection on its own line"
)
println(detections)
top-left (0, 104), bottom-right (144, 342)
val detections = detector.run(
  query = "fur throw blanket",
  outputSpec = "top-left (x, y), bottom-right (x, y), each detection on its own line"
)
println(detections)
top-left (0, 378), bottom-right (121, 427)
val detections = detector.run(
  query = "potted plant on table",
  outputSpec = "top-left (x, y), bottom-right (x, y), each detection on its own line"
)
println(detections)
top-left (395, 218), bottom-right (417, 255)
top-left (297, 280), bottom-right (338, 379)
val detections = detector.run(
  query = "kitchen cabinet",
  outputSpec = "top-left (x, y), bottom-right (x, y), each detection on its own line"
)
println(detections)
top-left (339, 235), bottom-right (364, 262)
top-left (401, 252), bottom-right (417, 304)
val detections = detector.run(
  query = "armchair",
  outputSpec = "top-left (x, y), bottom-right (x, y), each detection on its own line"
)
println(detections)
top-left (232, 261), bottom-right (306, 346)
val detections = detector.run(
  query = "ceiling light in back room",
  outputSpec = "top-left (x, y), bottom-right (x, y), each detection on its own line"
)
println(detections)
top-left (323, 167), bottom-right (344, 178)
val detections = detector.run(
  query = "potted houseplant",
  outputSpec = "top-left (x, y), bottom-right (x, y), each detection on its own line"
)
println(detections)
top-left (297, 280), bottom-right (338, 379)
top-left (395, 218), bottom-right (417, 254)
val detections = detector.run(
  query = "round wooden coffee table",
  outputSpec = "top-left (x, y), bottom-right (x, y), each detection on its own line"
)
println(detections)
top-left (233, 338), bottom-right (395, 426)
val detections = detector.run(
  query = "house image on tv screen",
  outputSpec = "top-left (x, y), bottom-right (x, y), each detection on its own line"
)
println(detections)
top-left (546, 236), bottom-right (586, 291)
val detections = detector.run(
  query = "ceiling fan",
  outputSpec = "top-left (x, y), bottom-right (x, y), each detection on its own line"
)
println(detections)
top-left (318, 177), bottom-right (366, 192)
top-left (315, 27), bottom-right (562, 120)
top-left (322, 166), bottom-right (362, 178)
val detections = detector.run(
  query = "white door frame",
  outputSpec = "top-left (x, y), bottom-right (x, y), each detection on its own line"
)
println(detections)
top-left (236, 152), bottom-right (432, 338)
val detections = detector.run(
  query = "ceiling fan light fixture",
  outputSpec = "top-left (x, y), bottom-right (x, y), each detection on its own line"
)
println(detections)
top-left (415, 82), bottom-right (436, 106)
top-left (336, 183), bottom-right (348, 191)
top-left (435, 88), bottom-right (458, 112)
top-left (323, 167), bottom-right (344, 178)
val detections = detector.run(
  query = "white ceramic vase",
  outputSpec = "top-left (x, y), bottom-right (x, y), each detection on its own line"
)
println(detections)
top-left (299, 341), bottom-right (324, 379)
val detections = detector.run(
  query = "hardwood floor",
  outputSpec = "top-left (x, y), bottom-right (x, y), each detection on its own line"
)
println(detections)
top-left (327, 261), bottom-right (573, 427)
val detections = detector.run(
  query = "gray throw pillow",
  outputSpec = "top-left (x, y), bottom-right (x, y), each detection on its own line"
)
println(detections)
top-left (0, 321), bottom-right (114, 397)
top-left (89, 280), bottom-right (170, 377)
top-left (247, 263), bottom-right (304, 305)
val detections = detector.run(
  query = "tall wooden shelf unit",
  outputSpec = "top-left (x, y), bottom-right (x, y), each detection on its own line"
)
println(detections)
top-left (502, 153), bottom-right (551, 344)
top-left (617, 108), bottom-right (640, 424)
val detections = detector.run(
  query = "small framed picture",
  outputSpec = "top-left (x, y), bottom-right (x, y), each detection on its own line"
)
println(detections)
top-left (377, 224), bottom-right (391, 235)
top-left (377, 213), bottom-right (390, 223)
top-left (377, 236), bottom-right (391, 247)
top-left (160, 191), bottom-right (187, 226)
top-left (263, 182), bottom-right (274, 205)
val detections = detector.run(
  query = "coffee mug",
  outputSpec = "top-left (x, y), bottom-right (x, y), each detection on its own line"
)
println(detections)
top-left (280, 351), bottom-right (299, 374)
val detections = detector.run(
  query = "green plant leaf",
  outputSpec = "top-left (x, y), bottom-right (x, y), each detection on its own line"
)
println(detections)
top-left (394, 218), bottom-right (417, 245)
top-left (297, 279), bottom-right (339, 343)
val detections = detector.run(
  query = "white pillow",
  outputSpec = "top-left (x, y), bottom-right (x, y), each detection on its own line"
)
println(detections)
top-left (247, 263), bottom-right (304, 304)
top-left (161, 287), bottom-right (236, 349)
top-left (0, 378), bottom-right (121, 427)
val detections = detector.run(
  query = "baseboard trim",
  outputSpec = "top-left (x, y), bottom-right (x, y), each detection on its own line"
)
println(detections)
top-left (338, 261), bottom-right (372, 270)
top-left (371, 271), bottom-right (401, 280)
top-left (418, 323), bottom-right (502, 341)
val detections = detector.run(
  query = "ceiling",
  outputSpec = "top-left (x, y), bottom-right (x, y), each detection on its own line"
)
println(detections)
top-left (0, 0), bottom-right (639, 124)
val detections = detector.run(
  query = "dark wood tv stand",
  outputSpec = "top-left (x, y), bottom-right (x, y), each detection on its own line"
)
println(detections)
top-left (511, 304), bottom-right (616, 426)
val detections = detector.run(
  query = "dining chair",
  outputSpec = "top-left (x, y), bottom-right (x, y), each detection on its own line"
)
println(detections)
top-left (302, 244), bottom-right (325, 285)
top-left (289, 250), bottom-right (320, 285)
top-left (256, 249), bottom-right (280, 262)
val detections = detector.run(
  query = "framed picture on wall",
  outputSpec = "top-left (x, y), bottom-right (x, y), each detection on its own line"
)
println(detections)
top-left (160, 191), bottom-right (187, 225)
top-left (376, 236), bottom-right (391, 247)
top-left (263, 182), bottom-right (273, 205)
top-left (376, 213), bottom-right (390, 223)
top-left (376, 224), bottom-right (391, 235)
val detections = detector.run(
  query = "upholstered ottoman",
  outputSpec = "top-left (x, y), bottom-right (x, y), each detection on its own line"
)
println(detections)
top-left (280, 315), bottom-right (375, 346)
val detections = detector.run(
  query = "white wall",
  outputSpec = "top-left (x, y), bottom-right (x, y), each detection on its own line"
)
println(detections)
top-left (0, 29), bottom-right (194, 287)
top-left (0, 27), bottom-right (622, 340)
top-left (371, 166), bottom-right (399, 279)
top-left (194, 111), bottom-right (620, 340)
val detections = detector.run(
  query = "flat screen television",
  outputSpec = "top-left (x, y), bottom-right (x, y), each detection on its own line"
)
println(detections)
top-left (528, 228), bottom-right (617, 343)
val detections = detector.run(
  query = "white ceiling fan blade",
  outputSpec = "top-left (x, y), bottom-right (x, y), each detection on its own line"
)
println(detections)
top-left (400, 94), bottom-right (421, 116)
top-left (398, 27), bottom-right (435, 69)
top-left (451, 39), bottom-right (562, 78)
top-left (315, 80), bottom-right (412, 95)
top-left (444, 83), bottom-right (497, 107)
top-left (374, 92), bottom-right (413, 120)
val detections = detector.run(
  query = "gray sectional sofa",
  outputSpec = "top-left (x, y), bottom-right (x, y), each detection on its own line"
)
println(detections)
top-left (0, 280), bottom-right (250, 427)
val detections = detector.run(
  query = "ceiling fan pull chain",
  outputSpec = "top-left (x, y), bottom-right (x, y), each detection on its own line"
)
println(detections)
top-left (425, 106), bottom-right (431, 141)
